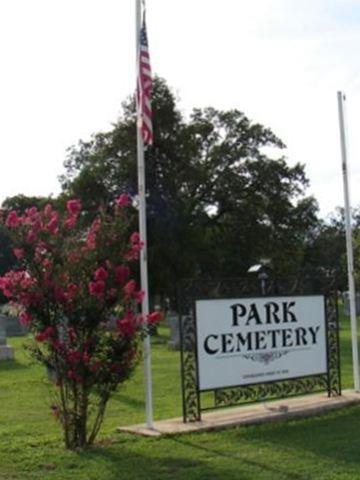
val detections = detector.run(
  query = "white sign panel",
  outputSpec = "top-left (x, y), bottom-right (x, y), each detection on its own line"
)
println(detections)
top-left (196, 295), bottom-right (327, 391)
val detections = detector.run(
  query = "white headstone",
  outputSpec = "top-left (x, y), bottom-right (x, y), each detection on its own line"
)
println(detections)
top-left (0, 316), bottom-right (14, 360)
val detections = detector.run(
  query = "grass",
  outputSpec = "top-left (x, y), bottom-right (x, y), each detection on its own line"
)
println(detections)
top-left (0, 310), bottom-right (359, 479)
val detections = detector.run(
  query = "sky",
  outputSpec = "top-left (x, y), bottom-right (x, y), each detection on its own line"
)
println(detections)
top-left (0, 0), bottom-right (360, 218)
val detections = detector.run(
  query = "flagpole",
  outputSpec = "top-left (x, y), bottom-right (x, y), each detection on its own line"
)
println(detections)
top-left (337, 90), bottom-right (360, 392)
top-left (136, 0), bottom-right (154, 428)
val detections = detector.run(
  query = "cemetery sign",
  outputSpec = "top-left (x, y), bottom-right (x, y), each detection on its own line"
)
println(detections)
top-left (196, 296), bottom-right (327, 391)
top-left (179, 278), bottom-right (341, 423)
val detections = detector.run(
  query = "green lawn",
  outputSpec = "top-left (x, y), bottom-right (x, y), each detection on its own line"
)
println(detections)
top-left (0, 312), bottom-right (359, 479)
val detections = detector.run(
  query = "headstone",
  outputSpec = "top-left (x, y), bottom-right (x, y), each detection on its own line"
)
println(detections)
top-left (343, 291), bottom-right (360, 316)
top-left (0, 314), bottom-right (28, 336)
top-left (167, 311), bottom-right (180, 350)
top-left (0, 316), bottom-right (15, 360)
top-left (106, 315), bottom-right (117, 331)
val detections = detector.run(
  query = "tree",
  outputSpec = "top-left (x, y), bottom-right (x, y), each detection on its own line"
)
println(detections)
top-left (60, 77), bottom-right (318, 301)
top-left (303, 207), bottom-right (360, 290)
top-left (2, 194), bottom-right (60, 213)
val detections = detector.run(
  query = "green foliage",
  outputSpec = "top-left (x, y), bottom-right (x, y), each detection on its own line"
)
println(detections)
top-left (60, 77), bottom-right (318, 301)
top-left (2, 194), bottom-right (60, 213)
top-left (303, 207), bottom-right (360, 289)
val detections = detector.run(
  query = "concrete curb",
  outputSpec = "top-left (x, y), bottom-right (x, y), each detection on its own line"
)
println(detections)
top-left (118, 389), bottom-right (360, 437)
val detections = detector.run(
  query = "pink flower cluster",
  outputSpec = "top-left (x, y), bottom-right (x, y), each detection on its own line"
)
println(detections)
top-left (86, 217), bottom-right (101, 250)
top-left (36, 326), bottom-right (56, 342)
top-left (87, 263), bottom-right (145, 306)
top-left (64, 200), bottom-right (81, 229)
top-left (5, 200), bottom-right (82, 239)
top-left (116, 310), bottom-right (162, 337)
top-left (116, 193), bottom-right (131, 208)
top-left (0, 270), bottom-right (40, 307)
top-left (114, 265), bottom-right (130, 285)
top-left (124, 231), bottom-right (144, 261)
top-left (19, 311), bottom-right (32, 326)
top-left (0, 195), bottom-right (163, 388)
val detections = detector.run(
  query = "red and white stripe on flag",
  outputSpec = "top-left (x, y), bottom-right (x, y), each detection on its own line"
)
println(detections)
top-left (137, 11), bottom-right (153, 146)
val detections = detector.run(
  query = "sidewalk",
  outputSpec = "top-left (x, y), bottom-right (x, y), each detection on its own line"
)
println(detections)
top-left (118, 389), bottom-right (360, 437)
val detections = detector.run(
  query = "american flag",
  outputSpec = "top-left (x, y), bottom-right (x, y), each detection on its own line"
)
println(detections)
top-left (137, 11), bottom-right (153, 146)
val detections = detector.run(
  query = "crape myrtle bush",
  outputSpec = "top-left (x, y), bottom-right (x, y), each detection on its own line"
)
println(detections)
top-left (0, 195), bottom-right (161, 449)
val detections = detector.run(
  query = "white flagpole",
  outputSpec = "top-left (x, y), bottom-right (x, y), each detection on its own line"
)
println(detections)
top-left (337, 90), bottom-right (360, 392)
top-left (136, 0), bottom-right (154, 428)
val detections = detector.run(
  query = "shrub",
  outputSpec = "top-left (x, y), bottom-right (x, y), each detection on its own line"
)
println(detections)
top-left (0, 197), bottom-right (160, 449)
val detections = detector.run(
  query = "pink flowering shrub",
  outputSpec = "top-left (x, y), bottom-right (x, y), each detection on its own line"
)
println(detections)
top-left (0, 198), bottom-right (161, 449)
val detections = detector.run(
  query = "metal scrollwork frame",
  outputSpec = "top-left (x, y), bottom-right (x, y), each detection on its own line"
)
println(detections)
top-left (179, 277), bottom-right (341, 423)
